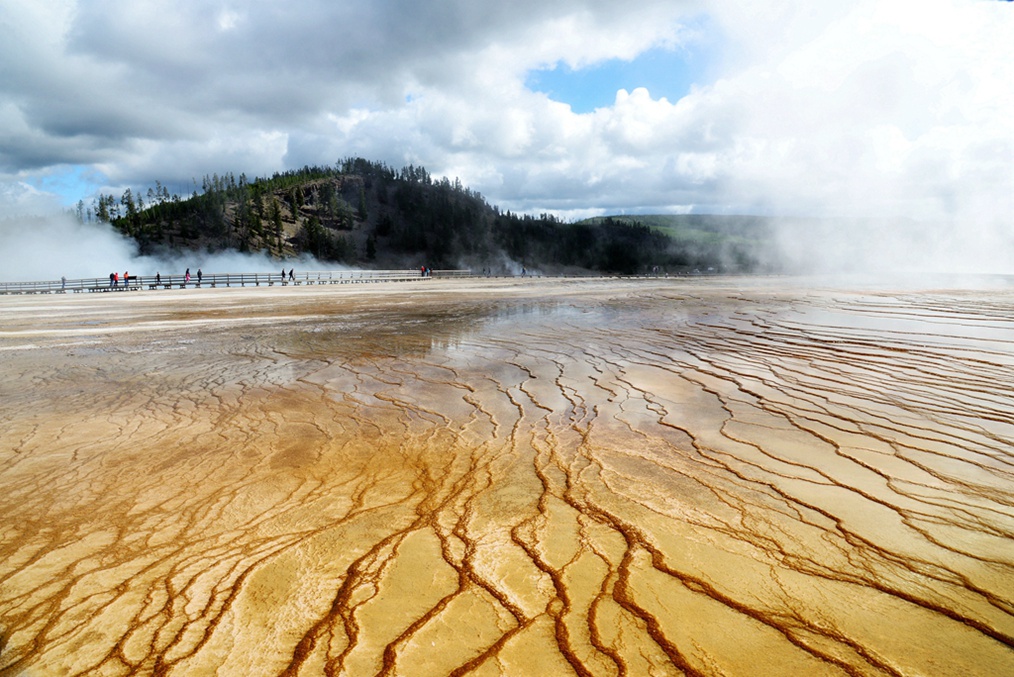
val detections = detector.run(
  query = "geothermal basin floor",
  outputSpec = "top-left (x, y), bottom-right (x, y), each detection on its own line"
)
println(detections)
top-left (0, 276), bottom-right (1012, 676)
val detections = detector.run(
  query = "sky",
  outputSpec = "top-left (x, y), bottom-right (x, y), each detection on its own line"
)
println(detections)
top-left (1, 0), bottom-right (1013, 276)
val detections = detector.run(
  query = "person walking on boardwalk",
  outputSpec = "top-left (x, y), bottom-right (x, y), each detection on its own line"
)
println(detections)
top-left (113, 271), bottom-right (119, 288)
top-left (124, 271), bottom-right (129, 289)
top-left (289, 268), bottom-right (294, 281)
top-left (156, 272), bottom-right (161, 285)
top-left (197, 268), bottom-right (203, 285)
top-left (185, 268), bottom-right (191, 284)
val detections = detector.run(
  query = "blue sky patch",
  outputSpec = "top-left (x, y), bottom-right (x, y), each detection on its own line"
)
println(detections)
top-left (525, 20), bottom-right (718, 113)
top-left (28, 165), bottom-right (109, 207)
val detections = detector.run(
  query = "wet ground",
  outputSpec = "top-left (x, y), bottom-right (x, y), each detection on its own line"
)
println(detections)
top-left (1, 277), bottom-right (1012, 676)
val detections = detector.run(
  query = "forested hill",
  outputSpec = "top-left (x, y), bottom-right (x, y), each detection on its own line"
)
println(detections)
top-left (82, 158), bottom-right (773, 275)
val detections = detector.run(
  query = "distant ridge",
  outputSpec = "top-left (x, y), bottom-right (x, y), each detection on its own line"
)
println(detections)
top-left (81, 158), bottom-right (783, 275)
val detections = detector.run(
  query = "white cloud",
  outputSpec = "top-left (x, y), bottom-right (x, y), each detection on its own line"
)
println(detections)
top-left (0, 182), bottom-right (64, 218)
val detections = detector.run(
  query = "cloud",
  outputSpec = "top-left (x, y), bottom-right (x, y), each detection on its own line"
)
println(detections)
top-left (705, 0), bottom-right (1013, 215)
top-left (0, 181), bottom-right (64, 218)
top-left (1, 1), bottom-right (692, 181)
top-left (1, 0), bottom-right (1012, 274)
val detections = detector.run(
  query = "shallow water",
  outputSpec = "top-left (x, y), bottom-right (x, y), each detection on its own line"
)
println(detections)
top-left (1, 278), bottom-right (1012, 676)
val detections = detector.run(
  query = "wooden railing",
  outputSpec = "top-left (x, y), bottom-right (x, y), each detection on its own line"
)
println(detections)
top-left (0, 269), bottom-right (472, 295)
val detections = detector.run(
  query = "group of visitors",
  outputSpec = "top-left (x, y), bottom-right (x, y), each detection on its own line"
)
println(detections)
top-left (183, 268), bottom-right (204, 284)
top-left (108, 271), bottom-right (130, 288)
top-left (103, 268), bottom-right (204, 289)
top-left (95, 266), bottom-right (306, 291)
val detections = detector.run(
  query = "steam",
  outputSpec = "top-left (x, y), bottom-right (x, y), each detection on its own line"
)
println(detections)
top-left (706, 0), bottom-right (1014, 277)
top-left (762, 216), bottom-right (1014, 277)
top-left (0, 214), bottom-right (339, 283)
top-left (455, 250), bottom-right (539, 277)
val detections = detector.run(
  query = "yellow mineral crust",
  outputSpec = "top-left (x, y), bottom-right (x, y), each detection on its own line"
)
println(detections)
top-left (0, 277), bottom-right (1011, 676)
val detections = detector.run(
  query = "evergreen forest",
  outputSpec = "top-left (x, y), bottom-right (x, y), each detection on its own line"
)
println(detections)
top-left (76, 157), bottom-right (774, 275)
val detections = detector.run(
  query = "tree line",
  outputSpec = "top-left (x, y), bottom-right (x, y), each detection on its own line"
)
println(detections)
top-left (71, 157), bottom-right (764, 274)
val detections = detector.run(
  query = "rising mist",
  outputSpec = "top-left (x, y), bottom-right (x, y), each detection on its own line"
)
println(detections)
top-left (0, 214), bottom-right (336, 283)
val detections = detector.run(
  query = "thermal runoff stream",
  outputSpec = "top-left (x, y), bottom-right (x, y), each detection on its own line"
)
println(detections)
top-left (1, 277), bottom-right (1011, 676)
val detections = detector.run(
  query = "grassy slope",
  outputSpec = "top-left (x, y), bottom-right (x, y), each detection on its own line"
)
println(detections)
top-left (577, 214), bottom-right (774, 245)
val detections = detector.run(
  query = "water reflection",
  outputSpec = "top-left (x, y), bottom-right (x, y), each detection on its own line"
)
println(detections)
top-left (279, 299), bottom-right (575, 359)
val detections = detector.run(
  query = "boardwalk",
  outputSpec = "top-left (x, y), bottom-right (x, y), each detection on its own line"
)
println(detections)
top-left (0, 269), bottom-right (470, 295)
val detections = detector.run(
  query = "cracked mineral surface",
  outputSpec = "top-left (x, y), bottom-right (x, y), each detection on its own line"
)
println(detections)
top-left (1, 276), bottom-right (1012, 676)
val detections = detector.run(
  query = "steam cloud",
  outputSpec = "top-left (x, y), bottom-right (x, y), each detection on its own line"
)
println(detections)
top-left (0, 215), bottom-right (336, 283)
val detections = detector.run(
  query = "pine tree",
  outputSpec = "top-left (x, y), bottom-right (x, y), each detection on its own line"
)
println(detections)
top-left (358, 186), bottom-right (368, 221)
